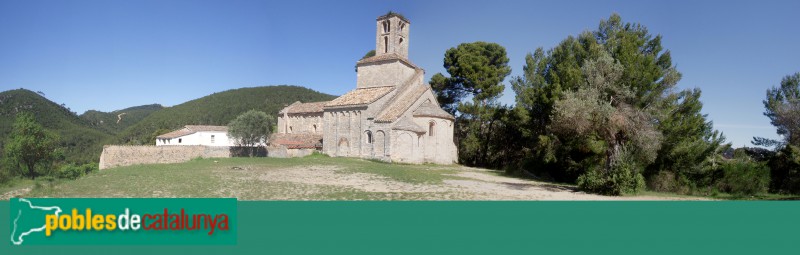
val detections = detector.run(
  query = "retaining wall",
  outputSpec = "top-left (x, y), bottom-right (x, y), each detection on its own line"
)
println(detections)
top-left (99, 145), bottom-right (231, 170)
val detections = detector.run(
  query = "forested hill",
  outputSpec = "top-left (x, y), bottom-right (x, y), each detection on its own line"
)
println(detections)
top-left (80, 104), bottom-right (163, 134)
top-left (0, 89), bottom-right (112, 163)
top-left (0, 85), bottom-right (337, 163)
top-left (114, 85), bottom-right (337, 145)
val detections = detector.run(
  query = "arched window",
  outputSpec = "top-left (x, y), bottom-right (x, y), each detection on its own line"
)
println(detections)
top-left (400, 22), bottom-right (405, 32)
top-left (428, 121), bottom-right (435, 136)
top-left (312, 124), bottom-right (317, 133)
top-left (399, 38), bottom-right (403, 45)
top-left (178, 138), bottom-right (183, 143)
top-left (384, 36), bottom-right (389, 53)
top-left (289, 126), bottom-right (293, 133)
top-left (382, 21), bottom-right (390, 33)
top-left (366, 131), bottom-right (373, 144)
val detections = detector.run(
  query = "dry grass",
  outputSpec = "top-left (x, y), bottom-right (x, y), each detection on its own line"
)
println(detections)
top-left (3, 155), bottom-right (701, 200)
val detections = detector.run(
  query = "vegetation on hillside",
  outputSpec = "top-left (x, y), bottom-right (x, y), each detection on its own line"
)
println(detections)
top-left (114, 85), bottom-right (335, 145)
top-left (80, 104), bottom-right (163, 134)
top-left (0, 85), bottom-right (335, 185)
top-left (4, 113), bottom-right (60, 178)
top-left (0, 89), bottom-right (112, 164)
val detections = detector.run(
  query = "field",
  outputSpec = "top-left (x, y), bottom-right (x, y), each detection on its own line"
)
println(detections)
top-left (1, 154), bottom-right (704, 200)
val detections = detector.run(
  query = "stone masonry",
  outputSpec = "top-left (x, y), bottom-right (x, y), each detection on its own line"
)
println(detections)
top-left (276, 13), bottom-right (458, 164)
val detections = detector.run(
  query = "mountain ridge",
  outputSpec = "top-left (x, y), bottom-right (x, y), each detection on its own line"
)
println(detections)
top-left (0, 85), bottom-right (337, 163)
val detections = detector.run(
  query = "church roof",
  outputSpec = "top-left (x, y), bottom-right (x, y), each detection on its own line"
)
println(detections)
top-left (374, 84), bottom-right (429, 123)
top-left (280, 101), bottom-right (328, 114)
top-left (325, 86), bottom-right (394, 107)
top-left (269, 133), bottom-right (323, 149)
top-left (377, 12), bottom-right (410, 24)
top-left (156, 125), bottom-right (228, 139)
top-left (392, 116), bottom-right (426, 133)
top-left (356, 53), bottom-right (420, 69)
top-left (413, 100), bottom-right (455, 120)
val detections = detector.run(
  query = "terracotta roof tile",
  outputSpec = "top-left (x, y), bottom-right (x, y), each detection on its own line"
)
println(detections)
top-left (281, 101), bottom-right (328, 114)
top-left (325, 86), bottom-right (394, 107)
top-left (392, 116), bottom-right (426, 133)
top-left (412, 100), bottom-right (454, 120)
top-left (374, 84), bottom-right (429, 123)
top-left (156, 125), bottom-right (228, 139)
top-left (269, 133), bottom-right (322, 149)
top-left (185, 125), bottom-right (228, 132)
top-left (356, 53), bottom-right (420, 69)
top-left (377, 13), bottom-right (410, 24)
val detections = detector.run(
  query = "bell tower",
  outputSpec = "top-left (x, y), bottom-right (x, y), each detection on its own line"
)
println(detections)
top-left (375, 12), bottom-right (410, 58)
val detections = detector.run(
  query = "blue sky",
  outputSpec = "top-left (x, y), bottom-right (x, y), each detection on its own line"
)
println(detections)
top-left (1, 0), bottom-right (798, 147)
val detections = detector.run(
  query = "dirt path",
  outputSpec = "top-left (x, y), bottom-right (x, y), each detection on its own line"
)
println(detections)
top-left (0, 187), bottom-right (31, 200)
top-left (217, 165), bottom-right (704, 200)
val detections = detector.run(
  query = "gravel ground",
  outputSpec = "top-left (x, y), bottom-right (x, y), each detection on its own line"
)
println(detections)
top-left (212, 165), bottom-right (704, 201)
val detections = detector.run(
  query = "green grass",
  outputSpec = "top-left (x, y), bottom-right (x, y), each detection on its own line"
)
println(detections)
top-left (11, 156), bottom-right (466, 200)
top-left (0, 178), bottom-right (35, 195)
top-left (3, 156), bottom-right (765, 201)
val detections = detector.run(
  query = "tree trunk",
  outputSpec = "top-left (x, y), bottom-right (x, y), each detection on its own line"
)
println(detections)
top-left (26, 161), bottom-right (36, 179)
top-left (481, 117), bottom-right (497, 166)
top-left (606, 140), bottom-right (621, 174)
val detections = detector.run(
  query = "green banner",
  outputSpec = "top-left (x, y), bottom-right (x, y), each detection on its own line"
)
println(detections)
top-left (2, 201), bottom-right (798, 254)
top-left (7, 198), bottom-right (236, 246)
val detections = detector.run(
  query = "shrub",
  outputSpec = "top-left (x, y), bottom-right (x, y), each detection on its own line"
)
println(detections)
top-left (0, 167), bottom-right (11, 185)
top-left (54, 163), bottom-right (98, 180)
top-left (55, 164), bottom-right (84, 179)
top-left (718, 160), bottom-right (770, 195)
top-left (647, 171), bottom-right (677, 193)
top-left (578, 157), bottom-right (645, 196)
top-left (768, 145), bottom-right (800, 194)
top-left (82, 163), bottom-right (99, 175)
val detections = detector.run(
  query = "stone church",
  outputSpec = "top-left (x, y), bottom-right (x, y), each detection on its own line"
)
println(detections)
top-left (275, 13), bottom-right (457, 164)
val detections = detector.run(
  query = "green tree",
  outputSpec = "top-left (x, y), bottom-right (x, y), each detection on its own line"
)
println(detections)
top-left (429, 73), bottom-right (458, 115)
top-left (758, 72), bottom-right (800, 194)
top-left (550, 51), bottom-right (659, 194)
top-left (755, 72), bottom-right (800, 148)
top-left (360, 50), bottom-right (376, 60)
top-left (646, 89), bottom-right (726, 193)
top-left (430, 41), bottom-right (511, 166)
top-left (4, 112), bottom-right (60, 179)
top-left (430, 41), bottom-right (511, 114)
top-left (355, 50), bottom-right (376, 72)
top-left (511, 14), bottom-right (722, 194)
top-left (228, 110), bottom-right (274, 157)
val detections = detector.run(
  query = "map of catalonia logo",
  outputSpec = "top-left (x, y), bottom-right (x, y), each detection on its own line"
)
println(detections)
top-left (10, 198), bottom-right (62, 245)
top-left (8, 198), bottom-right (237, 245)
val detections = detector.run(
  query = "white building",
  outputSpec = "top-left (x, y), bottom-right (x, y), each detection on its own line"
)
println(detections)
top-left (155, 125), bottom-right (235, 146)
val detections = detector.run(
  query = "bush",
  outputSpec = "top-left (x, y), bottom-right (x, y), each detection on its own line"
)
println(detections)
top-left (578, 157), bottom-right (645, 196)
top-left (768, 145), bottom-right (800, 194)
top-left (54, 163), bottom-right (98, 180)
top-left (0, 167), bottom-right (11, 185)
top-left (717, 160), bottom-right (770, 195)
top-left (55, 164), bottom-right (84, 180)
top-left (647, 171), bottom-right (677, 193)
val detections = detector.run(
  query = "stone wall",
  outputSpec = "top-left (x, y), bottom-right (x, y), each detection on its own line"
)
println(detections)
top-left (279, 114), bottom-right (323, 134)
top-left (356, 60), bottom-right (416, 88)
top-left (99, 145), bottom-right (231, 170)
top-left (266, 146), bottom-right (315, 158)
